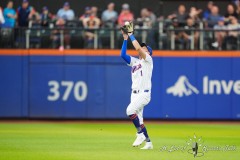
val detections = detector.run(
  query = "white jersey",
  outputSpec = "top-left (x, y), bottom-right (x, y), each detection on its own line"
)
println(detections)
top-left (128, 53), bottom-right (153, 90)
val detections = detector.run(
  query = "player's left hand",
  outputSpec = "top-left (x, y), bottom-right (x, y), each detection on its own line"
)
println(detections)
top-left (121, 21), bottom-right (134, 34)
top-left (125, 21), bottom-right (134, 34)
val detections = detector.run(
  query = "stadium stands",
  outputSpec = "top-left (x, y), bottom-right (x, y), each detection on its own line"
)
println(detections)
top-left (0, 0), bottom-right (239, 50)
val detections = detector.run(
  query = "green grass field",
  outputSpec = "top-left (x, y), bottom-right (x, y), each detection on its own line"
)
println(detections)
top-left (0, 121), bottom-right (239, 160)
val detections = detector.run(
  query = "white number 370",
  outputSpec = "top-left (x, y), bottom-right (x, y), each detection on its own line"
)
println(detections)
top-left (47, 81), bottom-right (88, 102)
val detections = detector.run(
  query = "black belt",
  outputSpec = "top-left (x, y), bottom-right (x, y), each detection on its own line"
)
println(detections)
top-left (133, 90), bottom-right (149, 94)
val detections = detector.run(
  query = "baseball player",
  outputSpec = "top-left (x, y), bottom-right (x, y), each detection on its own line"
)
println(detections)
top-left (120, 22), bottom-right (153, 149)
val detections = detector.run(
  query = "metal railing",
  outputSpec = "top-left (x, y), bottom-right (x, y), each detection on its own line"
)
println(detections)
top-left (167, 28), bottom-right (240, 50)
top-left (11, 27), bottom-right (154, 49)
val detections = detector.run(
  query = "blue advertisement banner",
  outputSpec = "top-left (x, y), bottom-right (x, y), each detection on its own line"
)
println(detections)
top-left (0, 53), bottom-right (239, 119)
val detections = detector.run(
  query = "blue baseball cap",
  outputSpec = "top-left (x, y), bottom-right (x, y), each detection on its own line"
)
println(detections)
top-left (141, 43), bottom-right (153, 56)
top-left (85, 6), bottom-right (91, 11)
top-left (42, 6), bottom-right (48, 10)
top-left (22, 0), bottom-right (28, 3)
top-left (64, 2), bottom-right (70, 6)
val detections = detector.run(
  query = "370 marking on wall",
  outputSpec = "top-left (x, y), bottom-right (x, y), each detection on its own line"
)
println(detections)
top-left (47, 81), bottom-right (88, 102)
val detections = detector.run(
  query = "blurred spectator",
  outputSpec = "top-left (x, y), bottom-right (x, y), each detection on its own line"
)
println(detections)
top-left (148, 8), bottom-right (157, 25)
top-left (224, 3), bottom-right (239, 23)
top-left (41, 6), bottom-right (52, 27)
top-left (82, 15), bottom-right (101, 48)
top-left (101, 2), bottom-right (118, 27)
top-left (169, 17), bottom-right (180, 30)
top-left (227, 16), bottom-right (240, 38)
top-left (168, 4), bottom-right (188, 27)
top-left (167, 18), bottom-right (181, 48)
top-left (231, 1), bottom-right (240, 18)
top-left (135, 8), bottom-right (155, 28)
top-left (136, 8), bottom-right (157, 49)
top-left (189, 7), bottom-right (202, 22)
top-left (118, 3), bottom-right (134, 26)
top-left (51, 18), bottom-right (71, 49)
top-left (0, 7), bottom-right (5, 26)
top-left (232, 0), bottom-right (240, 8)
top-left (136, 8), bottom-right (157, 27)
top-left (212, 17), bottom-right (227, 50)
top-left (57, 2), bottom-right (75, 21)
top-left (223, 16), bottom-right (240, 49)
top-left (0, 7), bottom-right (5, 27)
top-left (3, 1), bottom-right (16, 28)
top-left (79, 7), bottom-right (91, 21)
top-left (207, 5), bottom-right (221, 28)
top-left (135, 8), bottom-right (152, 29)
top-left (177, 17), bottom-right (199, 49)
top-left (17, 0), bottom-right (36, 27)
top-left (82, 15), bottom-right (101, 28)
top-left (91, 6), bottom-right (99, 17)
top-left (203, 1), bottom-right (214, 19)
top-left (28, 9), bottom-right (41, 28)
top-left (237, 2), bottom-right (240, 15)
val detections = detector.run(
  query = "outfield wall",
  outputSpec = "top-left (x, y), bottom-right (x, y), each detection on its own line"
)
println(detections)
top-left (0, 50), bottom-right (240, 119)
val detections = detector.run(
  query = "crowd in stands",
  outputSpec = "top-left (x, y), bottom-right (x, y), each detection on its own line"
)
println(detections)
top-left (0, 0), bottom-right (240, 50)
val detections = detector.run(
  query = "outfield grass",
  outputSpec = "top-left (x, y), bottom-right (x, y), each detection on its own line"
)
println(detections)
top-left (0, 121), bottom-right (239, 160)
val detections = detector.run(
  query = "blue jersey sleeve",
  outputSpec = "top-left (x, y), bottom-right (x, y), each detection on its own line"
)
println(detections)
top-left (120, 40), bottom-right (131, 64)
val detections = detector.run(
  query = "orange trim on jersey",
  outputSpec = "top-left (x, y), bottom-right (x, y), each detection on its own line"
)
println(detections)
top-left (0, 49), bottom-right (239, 57)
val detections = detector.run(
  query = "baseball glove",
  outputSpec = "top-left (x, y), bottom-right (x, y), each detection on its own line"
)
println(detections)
top-left (121, 25), bottom-right (128, 34)
top-left (126, 21), bottom-right (134, 33)
top-left (121, 21), bottom-right (134, 34)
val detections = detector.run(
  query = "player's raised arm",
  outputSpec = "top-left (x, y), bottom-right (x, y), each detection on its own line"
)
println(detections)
top-left (128, 33), bottom-right (146, 60)
top-left (120, 30), bottom-right (131, 64)
top-left (122, 22), bottom-right (147, 60)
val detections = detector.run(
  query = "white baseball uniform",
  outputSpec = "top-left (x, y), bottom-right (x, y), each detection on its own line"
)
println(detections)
top-left (126, 53), bottom-right (153, 124)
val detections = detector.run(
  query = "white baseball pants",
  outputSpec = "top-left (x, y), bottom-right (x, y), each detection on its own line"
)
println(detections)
top-left (126, 91), bottom-right (151, 124)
